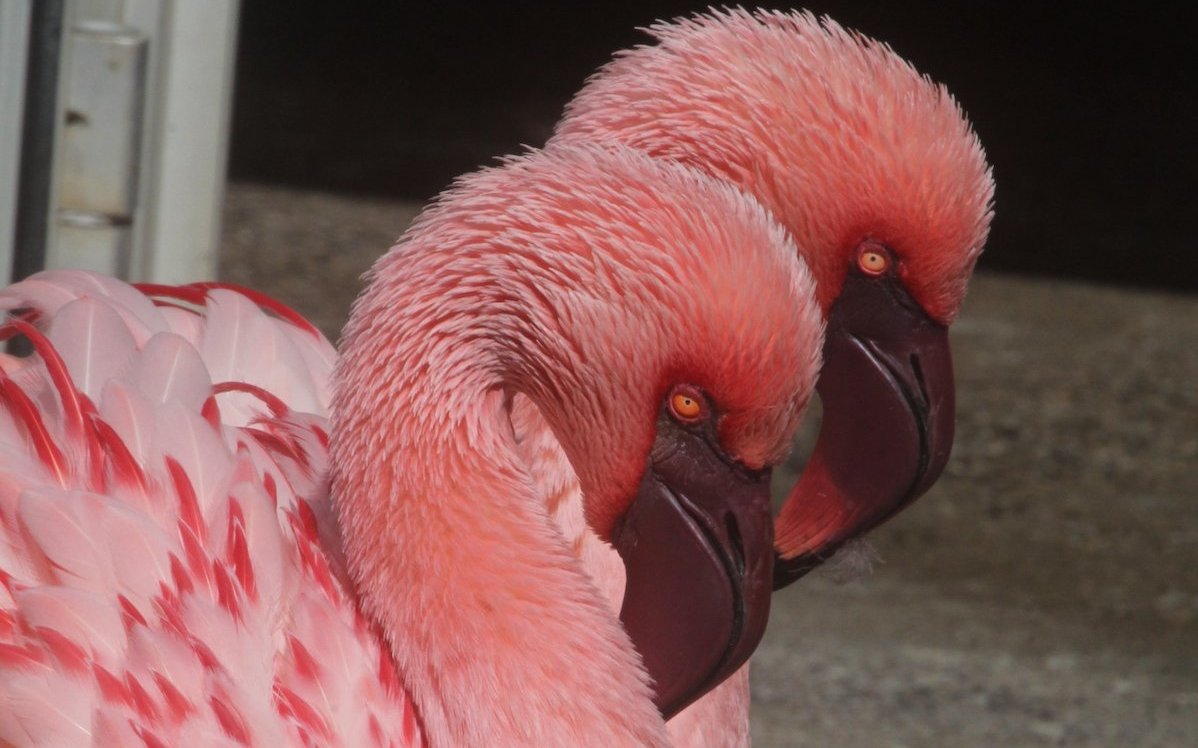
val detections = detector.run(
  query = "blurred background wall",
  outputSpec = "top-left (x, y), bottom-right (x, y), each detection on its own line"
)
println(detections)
top-left (229, 1), bottom-right (1194, 293)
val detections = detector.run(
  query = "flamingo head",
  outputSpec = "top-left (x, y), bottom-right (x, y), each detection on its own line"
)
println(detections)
top-left (506, 146), bottom-right (826, 716)
top-left (554, 9), bottom-right (995, 585)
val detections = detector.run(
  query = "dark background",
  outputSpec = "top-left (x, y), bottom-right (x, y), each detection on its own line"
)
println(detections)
top-left (228, 2), bottom-right (1194, 293)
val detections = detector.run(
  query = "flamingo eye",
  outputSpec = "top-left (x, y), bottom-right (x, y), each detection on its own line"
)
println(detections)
top-left (857, 245), bottom-right (891, 276)
top-left (668, 386), bottom-right (708, 423)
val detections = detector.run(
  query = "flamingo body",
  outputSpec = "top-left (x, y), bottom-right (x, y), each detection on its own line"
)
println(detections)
top-left (0, 272), bottom-right (422, 746)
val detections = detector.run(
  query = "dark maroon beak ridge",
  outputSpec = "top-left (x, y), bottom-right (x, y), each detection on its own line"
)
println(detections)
top-left (612, 418), bottom-right (774, 719)
top-left (773, 270), bottom-right (955, 588)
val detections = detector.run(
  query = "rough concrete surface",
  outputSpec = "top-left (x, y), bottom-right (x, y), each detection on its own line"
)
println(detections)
top-left (220, 182), bottom-right (1198, 747)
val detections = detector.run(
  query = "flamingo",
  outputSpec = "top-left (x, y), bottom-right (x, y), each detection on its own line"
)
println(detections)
top-left (522, 8), bottom-right (996, 742)
top-left (0, 144), bottom-right (824, 745)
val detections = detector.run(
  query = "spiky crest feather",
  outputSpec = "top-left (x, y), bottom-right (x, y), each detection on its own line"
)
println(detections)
top-left (556, 7), bottom-right (995, 323)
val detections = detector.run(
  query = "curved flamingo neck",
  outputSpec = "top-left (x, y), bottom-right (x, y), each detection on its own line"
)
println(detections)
top-left (331, 291), bottom-right (667, 746)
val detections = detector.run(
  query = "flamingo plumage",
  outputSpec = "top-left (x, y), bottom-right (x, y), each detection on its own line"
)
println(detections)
top-left (0, 144), bottom-right (823, 745)
top-left (523, 8), bottom-right (997, 742)
top-left (0, 272), bottom-right (418, 746)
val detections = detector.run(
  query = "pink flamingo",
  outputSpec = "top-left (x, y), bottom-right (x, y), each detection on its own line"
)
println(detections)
top-left (528, 8), bottom-right (996, 742)
top-left (0, 144), bottom-right (824, 745)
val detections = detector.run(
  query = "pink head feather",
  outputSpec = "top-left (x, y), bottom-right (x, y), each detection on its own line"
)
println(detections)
top-left (555, 8), bottom-right (995, 323)
top-left (337, 142), bottom-right (822, 539)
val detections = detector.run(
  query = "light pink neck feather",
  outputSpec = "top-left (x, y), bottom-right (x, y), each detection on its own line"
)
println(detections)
top-left (327, 168), bottom-right (672, 742)
top-left (332, 367), bottom-right (664, 744)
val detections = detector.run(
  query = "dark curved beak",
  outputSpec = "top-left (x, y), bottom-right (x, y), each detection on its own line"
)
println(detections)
top-left (773, 272), bottom-right (955, 587)
top-left (612, 418), bottom-right (774, 719)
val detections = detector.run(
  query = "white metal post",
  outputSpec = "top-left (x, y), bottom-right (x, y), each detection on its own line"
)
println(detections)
top-left (38, 0), bottom-right (240, 284)
top-left (0, 0), bottom-right (32, 285)
top-left (125, 0), bottom-right (240, 284)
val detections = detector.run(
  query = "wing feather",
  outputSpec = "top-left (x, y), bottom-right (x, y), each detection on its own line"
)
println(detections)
top-left (13, 587), bottom-right (125, 669)
top-left (0, 271), bottom-right (421, 746)
top-left (44, 298), bottom-right (137, 403)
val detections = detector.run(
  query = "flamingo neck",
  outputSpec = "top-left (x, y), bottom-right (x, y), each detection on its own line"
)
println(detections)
top-left (331, 326), bottom-right (667, 746)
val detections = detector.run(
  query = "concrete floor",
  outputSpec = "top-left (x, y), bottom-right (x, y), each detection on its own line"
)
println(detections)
top-left (220, 182), bottom-right (1198, 747)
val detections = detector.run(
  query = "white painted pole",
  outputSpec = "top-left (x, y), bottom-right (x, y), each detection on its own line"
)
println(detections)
top-left (0, 0), bottom-right (32, 284)
top-left (40, 0), bottom-right (241, 284)
top-left (122, 0), bottom-right (240, 284)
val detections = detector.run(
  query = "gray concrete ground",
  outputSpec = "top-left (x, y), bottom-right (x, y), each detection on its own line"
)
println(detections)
top-left (221, 183), bottom-right (1197, 747)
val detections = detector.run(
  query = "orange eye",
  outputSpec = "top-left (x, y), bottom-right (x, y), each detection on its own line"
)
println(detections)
top-left (668, 386), bottom-right (706, 422)
top-left (857, 246), bottom-right (890, 276)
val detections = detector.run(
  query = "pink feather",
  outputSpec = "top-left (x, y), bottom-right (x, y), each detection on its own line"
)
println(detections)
top-left (0, 272), bottom-right (419, 746)
top-left (44, 299), bottom-right (137, 403)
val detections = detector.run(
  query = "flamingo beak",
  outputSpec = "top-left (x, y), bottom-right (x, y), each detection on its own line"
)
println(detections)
top-left (773, 270), bottom-right (955, 587)
top-left (611, 418), bottom-right (774, 719)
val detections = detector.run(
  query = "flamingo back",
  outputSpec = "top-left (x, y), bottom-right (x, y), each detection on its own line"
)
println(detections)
top-left (0, 271), bottom-right (422, 747)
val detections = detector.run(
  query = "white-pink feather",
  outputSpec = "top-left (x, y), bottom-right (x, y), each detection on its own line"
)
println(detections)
top-left (0, 271), bottom-right (422, 747)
